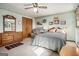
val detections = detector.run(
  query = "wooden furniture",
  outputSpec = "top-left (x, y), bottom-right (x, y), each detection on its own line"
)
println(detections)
top-left (59, 45), bottom-right (79, 56)
top-left (1, 15), bottom-right (16, 45)
top-left (0, 15), bottom-right (23, 46)
top-left (0, 15), bottom-right (32, 46)
top-left (22, 17), bottom-right (32, 39)
top-left (0, 33), bottom-right (2, 46)
top-left (14, 32), bottom-right (23, 42)
top-left (2, 32), bottom-right (14, 45)
top-left (0, 32), bottom-right (23, 46)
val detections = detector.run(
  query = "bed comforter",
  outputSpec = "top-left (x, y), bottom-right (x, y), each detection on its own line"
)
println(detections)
top-left (32, 32), bottom-right (66, 51)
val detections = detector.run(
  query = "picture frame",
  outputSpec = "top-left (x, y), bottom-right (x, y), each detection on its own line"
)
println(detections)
top-left (77, 19), bottom-right (79, 27)
top-left (37, 22), bottom-right (42, 25)
top-left (53, 20), bottom-right (59, 24)
top-left (43, 19), bottom-right (46, 23)
top-left (76, 7), bottom-right (79, 28)
top-left (76, 13), bottom-right (79, 27)
top-left (60, 20), bottom-right (66, 25)
top-left (53, 16), bottom-right (59, 24)
top-left (49, 22), bottom-right (53, 25)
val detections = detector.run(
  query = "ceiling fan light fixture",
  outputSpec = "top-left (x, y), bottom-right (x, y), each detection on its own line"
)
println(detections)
top-left (34, 7), bottom-right (38, 13)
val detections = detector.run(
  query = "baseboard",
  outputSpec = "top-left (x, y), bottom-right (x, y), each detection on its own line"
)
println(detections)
top-left (66, 40), bottom-right (75, 42)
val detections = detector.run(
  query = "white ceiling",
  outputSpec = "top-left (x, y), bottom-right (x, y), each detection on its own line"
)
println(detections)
top-left (0, 3), bottom-right (77, 17)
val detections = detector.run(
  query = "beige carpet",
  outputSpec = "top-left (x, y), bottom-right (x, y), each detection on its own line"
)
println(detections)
top-left (0, 38), bottom-right (58, 56)
top-left (0, 38), bottom-right (77, 56)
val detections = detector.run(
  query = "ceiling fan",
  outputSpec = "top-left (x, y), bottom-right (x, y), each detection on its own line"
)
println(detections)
top-left (24, 3), bottom-right (47, 13)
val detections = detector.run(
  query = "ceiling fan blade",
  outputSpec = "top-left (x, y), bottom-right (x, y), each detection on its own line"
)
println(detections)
top-left (24, 7), bottom-right (33, 9)
top-left (38, 6), bottom-right (47, 9)
top-left (32, 3), bottom-right (38, 7)
top-left (24, 4), bottom-right (32, 6)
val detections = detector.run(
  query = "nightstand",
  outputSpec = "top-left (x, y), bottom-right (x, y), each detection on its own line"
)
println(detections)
top-left (59, 46), bottom-right (77, 56)
top-left (76, 42), bottom-right (79, 55)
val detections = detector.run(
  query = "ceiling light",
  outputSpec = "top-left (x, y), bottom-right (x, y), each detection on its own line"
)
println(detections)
top-left (34, 7), bottom-right (38, 13)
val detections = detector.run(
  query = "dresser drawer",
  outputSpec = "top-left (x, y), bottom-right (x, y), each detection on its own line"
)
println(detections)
top-left (8, 35), bottom-right (13, 40)
top-left (0, 38), bottom-right (1, 45)
top-left (8, 33), bottom-right (14, 36)
top-left (2, 38), bottom-right (13, 44)
top-left (2, 33), bottom-right (8, 37)
top-left (2, 33), bottom-right (14, 45)
top-left (0, 40), bottom-right (1, 45)
top-left (14, 32), bottom-right (23, 41)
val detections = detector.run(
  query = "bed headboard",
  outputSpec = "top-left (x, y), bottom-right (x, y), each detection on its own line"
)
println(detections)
top-left (48, 27), bottom-right (66, 34)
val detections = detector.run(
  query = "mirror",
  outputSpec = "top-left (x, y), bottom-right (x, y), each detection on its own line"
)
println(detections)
top-left (3, 15), bottom-right (16, 32)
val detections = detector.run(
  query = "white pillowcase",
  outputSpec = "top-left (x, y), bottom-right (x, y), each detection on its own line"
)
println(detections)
top-left (56, 29), bottom-right (66, 34)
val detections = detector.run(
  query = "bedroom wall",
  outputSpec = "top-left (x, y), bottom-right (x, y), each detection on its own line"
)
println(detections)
top-left (32, 18), bottom-right (36, 29)
top-left (34, 11), bottom-right (76, 41)
top-left (0, 9), bottom-right (32, 32)
top-left (75, 28), bottom-right (79, 43)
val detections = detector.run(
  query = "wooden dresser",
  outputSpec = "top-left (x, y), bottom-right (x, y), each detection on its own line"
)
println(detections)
top-left (0, 32), bottom-right (23, 46)
top-left (2, 32), bottom-right (14, 45)
top-left (14, 32), bottom-right (23, 42)
top-left (0, 15), bottom-right (32, 47)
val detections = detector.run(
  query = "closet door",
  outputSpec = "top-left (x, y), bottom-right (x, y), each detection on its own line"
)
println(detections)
top-left (26, 18), bottom-right (32, 37)
top-left (0, 33), bottom-right (2, 46)
top-left (22, 17), bottom-right (27, 38)
top-left (22, 17), bottom-right (32, 39)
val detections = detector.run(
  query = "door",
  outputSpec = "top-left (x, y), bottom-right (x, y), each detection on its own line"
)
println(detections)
top-left (0, 33), bottom-right (2, 46)
top-left (22, 17), bottom-right (32, 38)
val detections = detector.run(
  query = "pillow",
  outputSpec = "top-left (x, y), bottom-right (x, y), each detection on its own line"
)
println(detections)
top-left (56, 29), bottom-right (61, 32)
top-left (56, 29), bottom-right (66, 33)
top-left (48, 28), bottom-right (57, 32)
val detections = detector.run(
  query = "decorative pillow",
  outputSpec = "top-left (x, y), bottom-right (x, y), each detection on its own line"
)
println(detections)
top-left (56, 29), bottom-right (65, 33)
top-left (48, 27), bottom-right (57, 32)
top-left (32, 27), bottom-right (45, 34)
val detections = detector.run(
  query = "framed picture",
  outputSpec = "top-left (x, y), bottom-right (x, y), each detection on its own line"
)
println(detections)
top-left (76, 14), bottom-right (79, 27)
top-left (77, 19), bottom-right (79, 27)
top-left (37, 22), bottom-right (42, 25)
top-left (76, 7), bottom-right (79, 28)
top-left (60, 20), bottom-right (66, 25)
top-left (49, 22), bottom-right (53, 25)
top-left (53, 20), bottom-right (59, 24)
top-left (53, 16), bottom-right (59, 24)
top-left (43, 19), bottom-right (46, 23)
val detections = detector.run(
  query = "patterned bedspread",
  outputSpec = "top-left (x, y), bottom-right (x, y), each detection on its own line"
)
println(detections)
top-left (32, 32), bottom-right (66, 51)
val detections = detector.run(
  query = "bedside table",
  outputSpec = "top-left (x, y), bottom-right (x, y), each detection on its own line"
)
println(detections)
top-left (76, 47), bottom-right (79, 55)
top-left (76, 42), bottom-right (79, 55)
top-left (59, 46), bottom-right (77, 56)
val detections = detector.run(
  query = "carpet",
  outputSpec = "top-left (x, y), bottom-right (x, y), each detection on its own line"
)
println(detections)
top-left (5, 42), bottom-right (23, 50)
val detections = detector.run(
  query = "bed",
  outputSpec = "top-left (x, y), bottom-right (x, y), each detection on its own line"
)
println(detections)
top-left (32, 28), bottom-right (66, 52)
